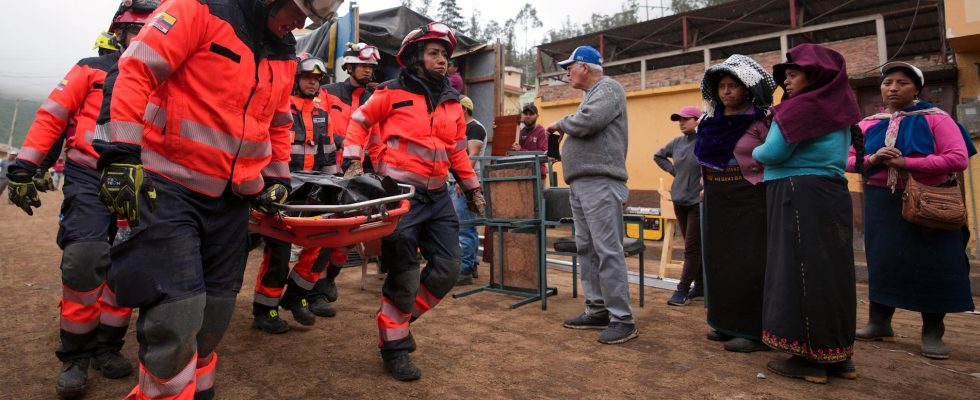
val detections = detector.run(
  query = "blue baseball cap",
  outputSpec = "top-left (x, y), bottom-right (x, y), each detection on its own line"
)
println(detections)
top-left (557, 46), bottom-right (603, 69)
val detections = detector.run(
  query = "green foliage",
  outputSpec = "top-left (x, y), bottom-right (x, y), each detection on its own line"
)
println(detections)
top-left (436, 0), bottom-right (465, 30)
top-left (670, 0), bottom-right (734, 14)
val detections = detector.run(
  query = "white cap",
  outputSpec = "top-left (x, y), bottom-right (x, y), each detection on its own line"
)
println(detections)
top-left (880, 61), bottom-right (924, 87)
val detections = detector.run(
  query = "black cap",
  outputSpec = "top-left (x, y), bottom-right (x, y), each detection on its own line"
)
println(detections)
top-left (522, 104), bottom-right (538, 115)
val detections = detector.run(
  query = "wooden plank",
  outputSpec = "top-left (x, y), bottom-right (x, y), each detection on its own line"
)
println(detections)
top-left (491, 230), bottom-right (539, 289)
top-left (486, 163), bottom-right (536, 219)
top-left (491, 115), bottom-right (520, 156)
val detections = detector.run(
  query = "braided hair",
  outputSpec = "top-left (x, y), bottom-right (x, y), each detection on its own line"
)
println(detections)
top-left (850, 124), bottom-right (865, 175)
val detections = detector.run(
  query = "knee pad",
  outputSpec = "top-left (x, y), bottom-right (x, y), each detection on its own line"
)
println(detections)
top-left (196, 295), bottom-right (236, 357)
top-left (61, 241), bottom-right (110, 292)
top-left (140, 294), bottom-right (206, 379)
top-left (422, 255), bottom-right (461, 299)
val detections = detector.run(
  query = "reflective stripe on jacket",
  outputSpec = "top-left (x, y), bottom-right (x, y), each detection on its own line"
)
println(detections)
top-left (342, 70), bottom-right (479, 191)
top-left (322, 79), bottom-right (382, 166)
top-left (106, 0), bottom-right (294, 197)
top-left (19, 53), bottom-right (118, 170)
top-left (289, 95), bottom-right (336, 174)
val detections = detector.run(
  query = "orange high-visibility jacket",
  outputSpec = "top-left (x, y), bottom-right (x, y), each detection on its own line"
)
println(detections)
top-left (18, 53), bottom-right (119, 170)
top-left (342, 71), bottom-right (479, 191)
top-left (106, 0), bottom-right (294, 197)
top-left (288, 94), bottom-right (335, 174)
top-left (321, 80), bottom-right (382, 167)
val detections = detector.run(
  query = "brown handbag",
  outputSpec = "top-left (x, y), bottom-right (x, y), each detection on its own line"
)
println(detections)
top-left (901, 174), bottom-right (967, 230)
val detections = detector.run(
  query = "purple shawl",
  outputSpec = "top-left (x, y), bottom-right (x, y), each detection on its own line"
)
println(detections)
top-left (771, 44), bottom-right (862, 144)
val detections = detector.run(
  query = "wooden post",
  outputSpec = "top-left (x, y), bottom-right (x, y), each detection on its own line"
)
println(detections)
top-left (789, 0), bottom-right (797, 28)
top-left (875, 15), bottom-right (888, 65)
top-left (682, 16), bottom-right (689, 49)
top-left (640, 59), bottom-right (647, 90)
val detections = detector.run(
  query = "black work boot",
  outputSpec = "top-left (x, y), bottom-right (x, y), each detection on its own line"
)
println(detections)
top-left (855, 302), bottom-right (895, 341)
top-left (92, 350), bottom-right (133, 379)
top-left (284, 298), bottom-right (316, 326)
top-left (56, 358), bottom-right (89, 399)
top-left (384, 354), bottom-right (421, 381)
top-left (308, 295), bottom-right (337, 317)
top-left (707, 330), bottom-right (733, 342)
top-left (767, 355), bottom-right (828, 384)
top-left (921, 312), bottom-right (949, 360)
top-left (252, 308), bottom-right (289, 334)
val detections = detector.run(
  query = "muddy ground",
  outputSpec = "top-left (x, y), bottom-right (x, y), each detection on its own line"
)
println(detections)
top-left (1, 190), bottom-right (978, 399)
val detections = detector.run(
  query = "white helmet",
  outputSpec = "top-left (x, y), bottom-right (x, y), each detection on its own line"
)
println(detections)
top-left (342, 42), bottom-right (381, 68)
top-left (292, 0), bottom-right (343, 25)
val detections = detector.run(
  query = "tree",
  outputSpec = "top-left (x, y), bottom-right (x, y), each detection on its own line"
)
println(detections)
top-left (436, 0), bottom-right (465, 30)
top-left (671, 0), bottom-right (734, 14)
top-left (402, 0), bottom-right (434, 16)
top-left (467, 10), bottom-right (482, 42)
top-left (512, 3), bottom-right (543, 53)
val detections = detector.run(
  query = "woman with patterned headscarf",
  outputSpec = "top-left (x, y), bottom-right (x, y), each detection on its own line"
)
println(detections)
top-left (695, 54), bottom-right (776, 353)
top-left (753, 44), bottom-right (862, 383)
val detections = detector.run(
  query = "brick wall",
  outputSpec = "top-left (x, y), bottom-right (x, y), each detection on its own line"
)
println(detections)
top-left (540, 35), bottom-right (886, 102)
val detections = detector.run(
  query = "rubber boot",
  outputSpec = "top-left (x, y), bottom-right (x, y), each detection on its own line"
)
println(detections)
top-left (56, 358), bottom-right (89, 399)
top-left (921, 312), bottom-right (949, 360)
top-left (855, 302), bottom-right (895, 341)
top-left (826, 357), bottom-right (857, 379)
top-left (384, 354), bottom-right (421, 381)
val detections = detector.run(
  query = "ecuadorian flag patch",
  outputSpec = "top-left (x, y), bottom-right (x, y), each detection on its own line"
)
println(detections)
top-left (55, 79), bottom-right (68, 91)
top-left (151, 12), bottom-right (177, 34)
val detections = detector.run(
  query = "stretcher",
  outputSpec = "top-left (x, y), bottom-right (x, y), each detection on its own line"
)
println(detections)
top-left (248, 183), bottom-right (415, 248)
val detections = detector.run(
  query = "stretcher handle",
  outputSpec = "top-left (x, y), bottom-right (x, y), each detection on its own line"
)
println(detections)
top-left (272, 183), bottom-right (415, 213)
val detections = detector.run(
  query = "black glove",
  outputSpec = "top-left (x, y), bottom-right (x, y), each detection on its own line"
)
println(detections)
top-left (33, 170), bottom-right (55, 192)
top-left (99, 163), bottom-right (157, 226)
top-left (8, 172), bottom-right (41, 216)
top-left (466, 188), bottom-right (486, 215)
top-left (251, 183), bottom-right (289, 215)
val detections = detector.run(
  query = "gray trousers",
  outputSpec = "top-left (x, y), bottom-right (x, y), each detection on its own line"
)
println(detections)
top-left (569, 176), bottom-right (634, 323)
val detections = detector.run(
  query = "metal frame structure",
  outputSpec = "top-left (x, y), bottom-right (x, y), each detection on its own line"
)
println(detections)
top-left (453, 154), bottom-right (558, 310)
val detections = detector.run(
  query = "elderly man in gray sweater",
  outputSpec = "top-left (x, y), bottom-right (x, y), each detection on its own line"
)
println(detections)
top-left (547, 46), bottom-right (636, 344)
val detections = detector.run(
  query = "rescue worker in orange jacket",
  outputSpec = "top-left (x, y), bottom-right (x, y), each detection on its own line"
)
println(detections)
top-left (252, 54), bottom-right (338, 333)
top-left (93, 0), bottom-right (342, 398)
top-left (5, 2), bottom-right (156, 398)
top-left (307, 41), bottom-right (382, 317)
top-left (342, 22), bottom-right (486, 381)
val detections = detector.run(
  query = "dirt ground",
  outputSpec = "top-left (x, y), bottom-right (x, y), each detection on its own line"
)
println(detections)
top-left (2, 189), bottom-right (979, 399)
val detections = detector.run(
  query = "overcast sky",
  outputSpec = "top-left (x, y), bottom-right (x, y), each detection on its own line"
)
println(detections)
top-left (0, 0), bottom-right (657, 101)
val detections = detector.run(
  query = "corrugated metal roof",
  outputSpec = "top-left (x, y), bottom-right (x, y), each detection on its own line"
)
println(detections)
top-left (538, 0), bottom-right (946, 73)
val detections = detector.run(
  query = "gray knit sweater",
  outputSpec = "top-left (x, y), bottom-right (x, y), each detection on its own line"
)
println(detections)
top-left (556, 76), bottom-right (629, 184)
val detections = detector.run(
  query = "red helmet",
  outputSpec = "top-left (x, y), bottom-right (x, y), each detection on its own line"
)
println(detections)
top-left (109, 0), bottom-right (159, 33)
top-left (395, 22), bottom-right (457, 67)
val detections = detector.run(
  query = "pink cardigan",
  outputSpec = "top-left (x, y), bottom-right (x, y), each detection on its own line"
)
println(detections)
top-left (732, 119), bottom-right (770, 185)
top-left (847, 114), bottom-right (969, 188)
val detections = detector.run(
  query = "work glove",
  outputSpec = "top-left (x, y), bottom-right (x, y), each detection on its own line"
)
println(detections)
top-left (344, 159), bottom-right (363, 179)
top-left (8, 172), bottom-right (41, 216)
top-left (466, 188), bottom-right (486, 215)
top-left (251, 183), bottom-right (289, 215)
top-left (33, 170), bottom-right (55, 192)
top-left (99, 163), bottom-right (157, 226)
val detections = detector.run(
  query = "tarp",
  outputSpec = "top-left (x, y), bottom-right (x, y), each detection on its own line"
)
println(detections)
top-left (297, 6), bottom-right (485, 61)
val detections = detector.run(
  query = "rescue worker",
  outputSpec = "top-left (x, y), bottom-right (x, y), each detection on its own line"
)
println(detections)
top-left (253, 54), bottom-right (337, 333)
top-left (94, 31), bottom-right (121, 56)
top-left (308, 41), bottom-right (382, 317)
top-left (93, 0), bottom-right (342, 398)
top-left (5, 2), bottom-right (157, 398)
top-left (342, 22), bottom-right (486, 381)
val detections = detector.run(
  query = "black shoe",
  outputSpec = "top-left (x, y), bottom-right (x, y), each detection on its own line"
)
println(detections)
top-left (687, 285), bottom-right (704, 301)
top-left (667, 289), bottom-right (690, 306)
top-left (921, 312), bottom-right (949, 360)
top-left (827, 357), bottom-right (857, 380)
top-left (455, 273), bottom-right (473, 286)
top-left (56, 358), bottom-right (89, 399)
top-left (707, 330), bottom-right (732, 342)
top-left (723, 337), bottom-right (769, 353)
top-left (308, 295), bottom-right (337, 318)
top-left (855, 302), bottom-right (895, 342)
top-left (91, 350), bottom-right (133, 379)
top-left (471, 266), bottom-right (479, 279)
top-left (562, 313), bottom-right (610, 330)
top-left (598, 322), bottom-right (638, 344)
top-left (252, 309), bottom-right (289, 334)
top-left (767, 355), bottom-right (828, 384)
top-left (384, 354), bottom-right (421, 381)
top-left (285, 298), bottom-right (316, 326)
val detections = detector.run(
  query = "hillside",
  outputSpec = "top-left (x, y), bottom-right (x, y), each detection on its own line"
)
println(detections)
top-left (0, 97), bottom-right (42, 149)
